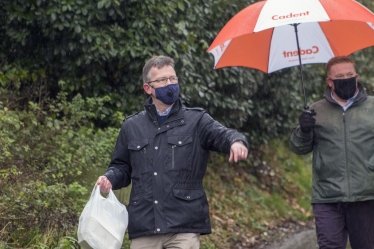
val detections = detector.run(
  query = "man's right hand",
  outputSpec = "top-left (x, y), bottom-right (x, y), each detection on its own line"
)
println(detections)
top-left (96, 176), bottom-right (112, 193)
top-left (299, 109), bottom-right (316, 133)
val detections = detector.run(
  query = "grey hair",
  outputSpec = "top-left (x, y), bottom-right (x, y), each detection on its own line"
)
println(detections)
top-left (142, 56), bottom-right (175, 83)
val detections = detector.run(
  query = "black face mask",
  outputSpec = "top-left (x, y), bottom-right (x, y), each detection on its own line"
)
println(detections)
top-left (331, 77), bottom-right (357, 100)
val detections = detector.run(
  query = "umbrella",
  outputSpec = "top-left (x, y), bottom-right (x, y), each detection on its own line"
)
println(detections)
top-left (207, 0), bottom-right (374, 110)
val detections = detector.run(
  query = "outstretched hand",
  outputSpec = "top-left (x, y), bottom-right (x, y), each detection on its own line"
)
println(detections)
top-left (229, 141), bottom-right (248, 162)
top-left (96, 176), bottom-right (112, 193)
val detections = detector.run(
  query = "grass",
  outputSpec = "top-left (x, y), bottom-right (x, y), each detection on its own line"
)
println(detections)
top-left (199, 138), bottom-right (313, 248)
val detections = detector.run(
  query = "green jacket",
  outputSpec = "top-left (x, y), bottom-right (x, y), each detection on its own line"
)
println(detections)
top-left (290, 83), bottom-right (374, 203)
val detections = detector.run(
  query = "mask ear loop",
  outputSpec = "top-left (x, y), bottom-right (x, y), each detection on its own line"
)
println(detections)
top-left (146, 84), bottom-right (157, 99)
top-left (326, 78), bottom-right (335, 90)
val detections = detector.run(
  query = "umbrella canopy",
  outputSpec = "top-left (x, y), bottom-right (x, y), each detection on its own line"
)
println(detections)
top-left (208, 0), bottom-right (374, 73)
top-left (207, 0), bottom-right (374, 109)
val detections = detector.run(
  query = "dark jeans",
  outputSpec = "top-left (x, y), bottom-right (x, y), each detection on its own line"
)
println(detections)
top-left (313, 200), bottom-right (374, 249)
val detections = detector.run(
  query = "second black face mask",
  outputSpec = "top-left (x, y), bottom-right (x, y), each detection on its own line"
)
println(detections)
top-left (332, 77), bottom-right (357, 100)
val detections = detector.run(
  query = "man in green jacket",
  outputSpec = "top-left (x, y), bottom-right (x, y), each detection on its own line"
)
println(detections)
top-left (290, 56), bottom-right (374, 249)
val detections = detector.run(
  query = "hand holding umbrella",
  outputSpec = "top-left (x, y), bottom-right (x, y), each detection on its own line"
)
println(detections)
top-left (299, 109), bottom-right (316, 133)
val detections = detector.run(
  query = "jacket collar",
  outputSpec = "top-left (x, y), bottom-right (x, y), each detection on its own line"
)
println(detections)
top-left (143, 97), bottom-right (184, 124)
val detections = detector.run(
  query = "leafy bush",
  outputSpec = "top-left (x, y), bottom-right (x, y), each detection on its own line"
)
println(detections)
top-left (0, 0), bottom-right (327, 144)
top-left (0, 82), bottom-right (119, 247)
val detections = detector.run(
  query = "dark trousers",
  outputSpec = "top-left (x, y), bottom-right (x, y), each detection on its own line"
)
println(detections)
top-left (313, 200), bottom-right (374, 249)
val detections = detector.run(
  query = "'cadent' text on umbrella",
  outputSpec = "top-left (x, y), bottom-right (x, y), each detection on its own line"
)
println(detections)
top-left (283, 46), bottom-right (319, 58)
top-left (272, 11), bottom-right (310, 20)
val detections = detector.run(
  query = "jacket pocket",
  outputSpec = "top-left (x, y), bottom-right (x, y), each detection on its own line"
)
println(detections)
top-left (315, 178), bottom-right (344, 199)
top-left (167, 135), bottom-right (193, 171)
top-left (165, 188), bottom-right (207, 229)
top-left (173, 188), bottom-right (204, 201)
top-left (128, 139), bottom-right (149, 177)
top-left (128, 195), bottom-right (155, 236)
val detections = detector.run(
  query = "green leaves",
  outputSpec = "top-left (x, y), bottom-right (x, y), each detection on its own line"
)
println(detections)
top-left (0, 86), bottom-right (122, 246)
top-left (97, 0), bottom-right (113, 9)
top-left (2, 0), bottom-right (373, 140)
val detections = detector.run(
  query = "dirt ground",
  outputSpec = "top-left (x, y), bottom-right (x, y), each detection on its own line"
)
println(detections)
top-left (231, 219), bottom-right (317, 249)
top-left (247, 219), bottom-right (351, 249)
top-left (252, 219), bottom-right (316, 249)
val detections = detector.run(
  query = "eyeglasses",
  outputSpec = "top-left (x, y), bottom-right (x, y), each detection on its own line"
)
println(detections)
top-left (147, 76), bottom-right (178, 86)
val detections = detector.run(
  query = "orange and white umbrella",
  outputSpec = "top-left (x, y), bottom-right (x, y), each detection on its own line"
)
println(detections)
top-left (207, 0), bottom-right (374, 109)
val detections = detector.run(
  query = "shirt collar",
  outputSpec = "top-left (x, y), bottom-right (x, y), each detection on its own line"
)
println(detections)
top-left (330, 90), bottom-right (359, 111)
top-left (157, 105), bottom-right (173, 116)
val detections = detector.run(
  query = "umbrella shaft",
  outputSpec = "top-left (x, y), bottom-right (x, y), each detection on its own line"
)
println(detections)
top-left (292, 24), bottom-right (309, 110)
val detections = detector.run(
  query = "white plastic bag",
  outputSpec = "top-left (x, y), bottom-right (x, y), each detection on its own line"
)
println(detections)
top-left (78, 186), bottom-right (128, 249)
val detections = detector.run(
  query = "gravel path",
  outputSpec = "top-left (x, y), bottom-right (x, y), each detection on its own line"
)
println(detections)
top-left (259, 225), bottom-right (352, 249)
top-left (262, 228), bottom-right (318, 249)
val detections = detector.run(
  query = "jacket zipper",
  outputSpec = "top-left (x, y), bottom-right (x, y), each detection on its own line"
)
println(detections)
top-left (172, 145), bottom-right (176, 169)
top-left (343, 112), bottom-right (351, 199)
top-left (143, 147), bottom-right (146, 173)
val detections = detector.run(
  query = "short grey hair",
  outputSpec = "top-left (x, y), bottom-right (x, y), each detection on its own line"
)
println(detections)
top-left (142, 56), bottom-right (175, 83)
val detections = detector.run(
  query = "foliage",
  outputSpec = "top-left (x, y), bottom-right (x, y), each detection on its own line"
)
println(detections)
top-left (0, 0), bottom-right (359, 145)
top-left (0, 0), bottom-right (373, 142)
top-left (199, 139), bottom-right (313, 248)
top-left (0, 80), bottom-right (120, 247)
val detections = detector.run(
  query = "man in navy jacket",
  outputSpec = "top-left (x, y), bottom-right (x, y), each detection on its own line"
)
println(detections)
top-left (96, 55), bottom-right (249, 249)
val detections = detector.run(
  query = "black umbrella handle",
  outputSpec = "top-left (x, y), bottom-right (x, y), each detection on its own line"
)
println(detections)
top-left (291, 23), bottom-right (309, 110)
